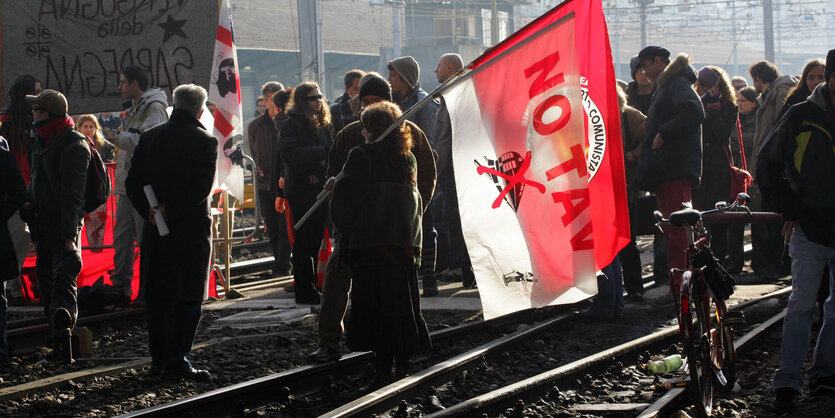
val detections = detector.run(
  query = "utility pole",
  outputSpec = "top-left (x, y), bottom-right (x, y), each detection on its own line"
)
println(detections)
top-left (763, 0), bottom-right (775, 62)
top-left (315, 0), bottom-right (325, 84)
top-left (393, 0), bottom-right (401, 58)
top-left (635, 0), bottom-right (653, 49)
top-left (491, 0), bottom-right (499, 46)
top-left (731, 5), bottom-right (739, 76)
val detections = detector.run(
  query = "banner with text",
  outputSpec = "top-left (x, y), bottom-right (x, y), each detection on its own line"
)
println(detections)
top-left (1, 0), bottom-right (217, 114)
top-left (446, 0), bottom-right (629, 319)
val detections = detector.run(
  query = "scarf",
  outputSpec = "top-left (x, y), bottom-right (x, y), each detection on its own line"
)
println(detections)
top-left (34, 114), bottom-right (75, 148)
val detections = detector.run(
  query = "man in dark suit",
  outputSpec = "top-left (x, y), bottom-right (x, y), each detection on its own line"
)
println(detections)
top-left (126, 84), bottom-right (217, 380)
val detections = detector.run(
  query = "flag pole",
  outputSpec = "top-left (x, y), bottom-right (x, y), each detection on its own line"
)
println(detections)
top-left (293, 66), bottom-right (471, 230)
top-left (294, 4), bottom-right (567, 229)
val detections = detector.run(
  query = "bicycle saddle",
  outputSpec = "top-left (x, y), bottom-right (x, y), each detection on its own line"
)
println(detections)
top-left (669, 208), bottom-right (701, 227)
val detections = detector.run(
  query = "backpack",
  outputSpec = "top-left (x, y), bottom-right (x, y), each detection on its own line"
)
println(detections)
top-left (82, 136), bottom-right (111, 214)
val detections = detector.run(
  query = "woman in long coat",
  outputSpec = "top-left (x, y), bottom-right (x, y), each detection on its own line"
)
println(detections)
top-left (279, 82), bottom-right (333, 304)
top-left (692, 66), bottom-right (738, 263)
top-left (331, 101), bottom-right (431, 388)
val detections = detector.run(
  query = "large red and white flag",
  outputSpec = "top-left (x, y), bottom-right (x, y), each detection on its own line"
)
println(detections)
top-left (445, 0), bottom-right (629, 319)
top-left (208, 0), bottom-right (245, 199)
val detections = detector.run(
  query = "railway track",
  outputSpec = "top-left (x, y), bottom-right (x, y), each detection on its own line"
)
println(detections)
top-left (120, 284), bottom-right (789, 417)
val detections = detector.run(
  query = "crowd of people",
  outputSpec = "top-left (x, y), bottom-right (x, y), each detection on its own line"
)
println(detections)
top-left (581, 46), bottom-right (834, 413)
top-left (0, 46), bottom-right (833, 411)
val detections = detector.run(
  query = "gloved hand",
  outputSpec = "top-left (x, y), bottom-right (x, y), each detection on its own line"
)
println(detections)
top-left (274, 197), bottom-right (287, 213)
top-left (702, 86), bottom-right (721, 112)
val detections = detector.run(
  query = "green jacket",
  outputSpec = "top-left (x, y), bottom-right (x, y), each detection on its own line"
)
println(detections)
top-left (30, 127), bottom-right (90, 241)
top-left (331, 142), bottom-right (422, 267)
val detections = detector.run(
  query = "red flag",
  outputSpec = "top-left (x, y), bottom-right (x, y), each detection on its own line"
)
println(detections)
top-left (444, 0), bottom-right (629, 319)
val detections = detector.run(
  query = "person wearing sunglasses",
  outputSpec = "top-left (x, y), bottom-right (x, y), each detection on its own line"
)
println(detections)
top-left (278, 82), bottom-right (333, 305)
top-left (306, 73), bottom-right (436, 364)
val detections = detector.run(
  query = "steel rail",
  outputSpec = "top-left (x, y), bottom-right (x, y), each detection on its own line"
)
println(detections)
top-left (7, 308), bottom-right (147, 354)
top-left (637, 307), bottom-right (788, 418)
top-left (424, 287), bottom-right (791, 417)
top-left (118, 305), bottom-right (582, 417)
top-left (321, 312), bottom-right (576, 417)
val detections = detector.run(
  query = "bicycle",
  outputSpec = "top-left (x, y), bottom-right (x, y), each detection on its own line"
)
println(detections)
top-left (653, 192), bottom-right (783, 417)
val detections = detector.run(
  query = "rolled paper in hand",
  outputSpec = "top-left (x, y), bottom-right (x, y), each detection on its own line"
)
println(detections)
top-left (143, 185), bottom-right (170, 237)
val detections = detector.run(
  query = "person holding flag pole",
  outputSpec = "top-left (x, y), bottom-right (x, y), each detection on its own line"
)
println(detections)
top-left (297, 0), bottom-right (630, 320)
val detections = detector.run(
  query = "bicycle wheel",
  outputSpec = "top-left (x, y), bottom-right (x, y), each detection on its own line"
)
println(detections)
top-left (680, 271), bottom-right (714, 418)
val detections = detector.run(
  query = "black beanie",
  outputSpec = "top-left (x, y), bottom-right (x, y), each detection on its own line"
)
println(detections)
top-left (359, 74), bottom-right (392, 102)
top-left (826, 49), bottom-right (835, 82)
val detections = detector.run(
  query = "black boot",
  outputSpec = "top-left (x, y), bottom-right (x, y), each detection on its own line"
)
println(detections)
top-left (422, 275), bottom-right (438, 297)
top-left (49, 308), bottom-right (74, 364)
top-left (394, 353), bottom-right (410, 379)
top-left (361, 354), bottom-right (393, 392)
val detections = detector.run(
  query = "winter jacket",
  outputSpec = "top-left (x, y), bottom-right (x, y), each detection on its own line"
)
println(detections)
top-left (730, 106), bottom-right (757, 168)
top-left (625, 81), bottom-right (655, 115)
top-left (247, 112), bottom-right (280, 192)
top-left (1, 147), bottom-right (26, 281)
top-left (0, 107), bottom-right (36, 187)
top-left (326, 120), bottom-right (436, 213)
top-left (278, 110), bottom-right (333, 199)
top-left (113, 88), bottom-right (169, 195)
top-left (634, 53), bottom-right (705, 192)
top-left (331, 141), bottom-right (422, 267)
top-left (756, 82), bottom-right (835, 247)
top-left (329, 92), bottom-right (357, 134)
top-left (434, 96), bottom-right (452, 175)
top-left (125, 109), bottom-right (218, 302)
top-left (30, 127), bottom-right (90, 242)
top-left (751, 75), bottom-right (796, 178)
top-left (394, 83), bottom-right (438, 146)
top-left (620, 104), bottom-right (646, 203)
top-left (693, 99), bottom-right (738, 210)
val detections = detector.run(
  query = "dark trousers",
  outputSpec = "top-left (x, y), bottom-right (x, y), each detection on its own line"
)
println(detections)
top-left (0, 291), bottom-right (8, 359)
top-left (257, 189), bottom-right (291, 272)
top-left (726, 224), bottom-right (745, 272)
top-left (146, 297), bottom-right (202, 372)
top-left (708, 224), bottom-right (729, 261)
top-left (288, 192), bottom-right (327, 303)
top-left (35, 233), bottom-right (82, 323)
top-left (619, 237), bottom-right (643, 296)
top-left (439, 170), bottom-right (470, 270)
top-left (751, 189), bottom-right (791, 275)
top-left (419, 208), bottom-right (437, 277)
top-left (653, 232), bottom-right (668, 285)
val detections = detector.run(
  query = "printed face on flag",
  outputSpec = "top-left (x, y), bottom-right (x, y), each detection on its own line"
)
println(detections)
top-left (209, 0), bottom-right (245, 200)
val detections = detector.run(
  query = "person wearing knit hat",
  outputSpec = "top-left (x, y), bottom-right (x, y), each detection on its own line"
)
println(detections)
top-left (758, 47), bottom-right (835, 415)
top-left (306, 72), bottom-right (438, 364)
top-left (388, 56), bottom-right (420, 90)
top-left (629, 56), bottom-right (641, 82)
top-left (625, 55), bottom-right (655, 115)
top-left (359, 72), bottom-right (392, 102)
top-left (386, 56), bottom-right (439, 296)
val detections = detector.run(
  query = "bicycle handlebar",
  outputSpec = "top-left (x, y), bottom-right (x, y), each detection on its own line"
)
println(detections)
top-left (701, 211), bottom-right (783, 224)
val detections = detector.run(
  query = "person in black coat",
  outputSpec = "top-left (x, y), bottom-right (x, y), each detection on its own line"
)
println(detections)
top-left (0, 145), bottom-right (26, 362)
top-left (634, 47), bottom-right (705, 305)
top-left (692, 66), bottom-right (739, 265)
top-left (279, 82), bottom-right (333, 305)
top-left (126, 84), bottom-right (217, 380)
